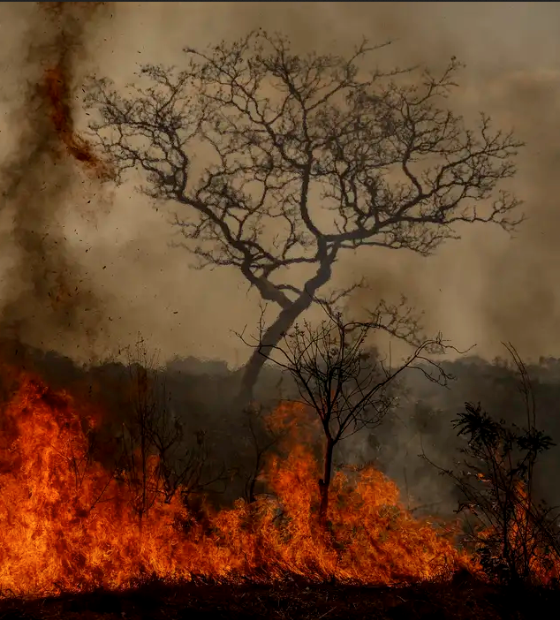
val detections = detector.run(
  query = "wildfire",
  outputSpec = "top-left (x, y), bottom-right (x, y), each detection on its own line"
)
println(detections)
top-left (473, 477), bottom-right (560, 585)
top-left (0, 372), bottom-right (473, 596)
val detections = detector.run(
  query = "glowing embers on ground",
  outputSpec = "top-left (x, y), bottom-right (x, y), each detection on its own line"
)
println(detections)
top-left (0, 375), bottom-right (470, 595)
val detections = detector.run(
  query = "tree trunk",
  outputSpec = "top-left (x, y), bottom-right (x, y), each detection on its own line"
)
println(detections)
top-left (318, 437), bottom-right (334, 527)
top-left (234, 255), bottom-right (336, 410)
top-left (234, 294), bottom-right (315, 411)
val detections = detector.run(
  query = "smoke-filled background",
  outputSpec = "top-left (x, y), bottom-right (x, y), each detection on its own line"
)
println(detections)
top-left (0, 2), bottom-right (560, 512)
top-left (1, 2), bottom-right (558, 363)
top-left (0, 2), bottom-right (114, 359)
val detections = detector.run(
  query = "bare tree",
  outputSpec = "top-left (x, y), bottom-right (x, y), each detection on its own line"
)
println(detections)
top-left (84, 30), bottom-right (523, 406)
top-left (242, 307), bottom-right (455, 526)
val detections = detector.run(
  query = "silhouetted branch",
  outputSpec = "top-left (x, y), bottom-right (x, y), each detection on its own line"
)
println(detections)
top-left (240, 307), bottom-right (456, 525)
top-left (85, 30), bottom-right (523, 402)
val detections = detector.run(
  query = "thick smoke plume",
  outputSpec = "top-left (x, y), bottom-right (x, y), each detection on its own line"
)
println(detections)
top-left (0, 2), bottom-right (111, 358)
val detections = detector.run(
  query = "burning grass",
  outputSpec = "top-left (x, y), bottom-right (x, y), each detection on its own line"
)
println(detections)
top-left (0, 372), bottom-right (474, 596)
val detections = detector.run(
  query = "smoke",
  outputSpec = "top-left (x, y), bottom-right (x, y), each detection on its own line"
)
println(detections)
top-left (63, 2), bottom-right (559, 366)
top-left (0, 2), bottom-right (112, 359)
top-left (0, 3), bottom-right (559, 366)
top-left (475, 70), bottom-right (560, 356)
top-left (337, 5), bottom-right (560, 361)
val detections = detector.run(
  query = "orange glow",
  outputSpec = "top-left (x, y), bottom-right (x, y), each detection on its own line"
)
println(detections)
top-left (39, 1), bottom-right (113, 179)
top-left (0, 372), bottom-right (478, 596)
top-left (474, 480), bottom-right (560, 585)
top-left (43, 65), bottom-right (112, 180)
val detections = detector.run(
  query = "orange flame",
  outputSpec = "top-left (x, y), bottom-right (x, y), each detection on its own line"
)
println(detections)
top-left (0, 372), bottom-right (475, 596)
top-left (474, 481), bottom-right (560, 585)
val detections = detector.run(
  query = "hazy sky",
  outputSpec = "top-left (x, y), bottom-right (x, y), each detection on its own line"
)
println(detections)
top-left (1, 2), bottom-right (559, 366)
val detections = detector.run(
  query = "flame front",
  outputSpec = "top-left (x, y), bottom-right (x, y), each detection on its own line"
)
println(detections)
top-left (0, 375), bottom-right (472, 595)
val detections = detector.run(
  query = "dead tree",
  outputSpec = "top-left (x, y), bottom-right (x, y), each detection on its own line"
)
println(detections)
top-left (242, 307), bottom-right (454, 526)
top-left (85, 30), bottom-right (523, 406)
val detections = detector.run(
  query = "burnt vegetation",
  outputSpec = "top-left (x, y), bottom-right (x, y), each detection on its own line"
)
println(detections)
top-left (423, 346), bottom-right (560, 589)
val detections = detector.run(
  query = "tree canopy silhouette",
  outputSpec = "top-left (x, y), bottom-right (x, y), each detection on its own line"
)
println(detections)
top-left (85, 30), bottom-right (523, 404)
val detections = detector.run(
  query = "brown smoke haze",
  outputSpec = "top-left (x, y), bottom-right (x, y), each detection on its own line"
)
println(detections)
top-left (0, 2), bottom-right (113, 360)
top-left (1, 2), bottom-right (559, 365)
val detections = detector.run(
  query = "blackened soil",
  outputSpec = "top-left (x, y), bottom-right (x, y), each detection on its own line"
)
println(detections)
top-left (0, 573), bottom-right (558, 620)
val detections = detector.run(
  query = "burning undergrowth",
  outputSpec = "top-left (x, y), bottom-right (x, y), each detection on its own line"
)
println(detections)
top-left (0, 367), bottom-right (473, 597)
